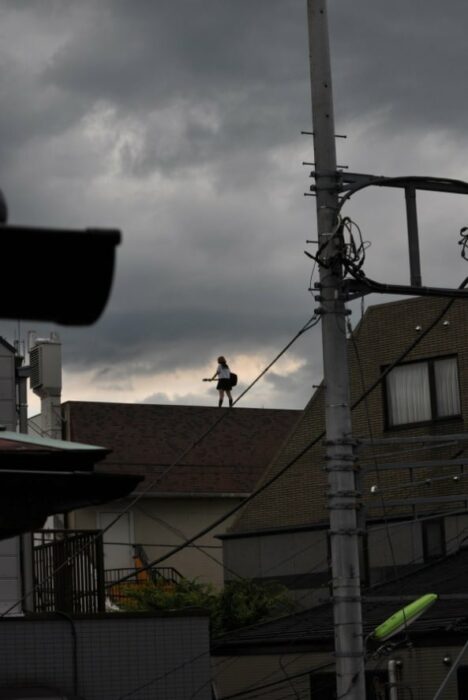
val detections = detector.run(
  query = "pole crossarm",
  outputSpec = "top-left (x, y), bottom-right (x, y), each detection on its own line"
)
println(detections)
top-left (310, 172), bottom-right (468, 291)
top-left (342, 276), bottom-right (468, 302)
top-left (361, 457), bottom-right (468, 472)
top-left (333, 173), bottom-right (468, 198)
top-left (357, 433), bottom-right (468, 447)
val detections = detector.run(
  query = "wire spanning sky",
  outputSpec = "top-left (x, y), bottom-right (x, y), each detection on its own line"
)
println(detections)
top-left (1, 0), bottom-right (467, 413)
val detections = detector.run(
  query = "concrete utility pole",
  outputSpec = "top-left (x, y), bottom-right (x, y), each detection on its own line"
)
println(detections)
top-left (307, 2), bottom-right (366, 698)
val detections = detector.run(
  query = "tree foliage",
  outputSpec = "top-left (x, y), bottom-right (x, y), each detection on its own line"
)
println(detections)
top-left (118, 577), bottom-right (295, 637)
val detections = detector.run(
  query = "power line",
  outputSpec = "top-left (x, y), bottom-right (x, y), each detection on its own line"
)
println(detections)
top-left (2, 314), bottom-right (320, 618)
top-left (119, 515), bottom-right (468, 700)
top-left (348, 322), bottom-right (413, 645)
top-left (116, 647), bottom-right (212, 700)
top-left (134, 504), bottom-right (240, 580)
top-left (112, 281), bottom-right (468, 700)
top-left (367, 468), bottom-right (468, 496)
top-left (112, 282), bottom-right (468, 587)
top-left (103, 540), bottom-right (222, 549)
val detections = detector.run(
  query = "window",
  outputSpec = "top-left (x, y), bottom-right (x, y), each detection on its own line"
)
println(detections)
top-left (385, 356), bottom-right (461, 427)
top-left (422, 519), bottom-right (445, 561)
top-left (457, 666), bottom-right (468, 698)
top-left (311, 671), bottom-right (388, 699)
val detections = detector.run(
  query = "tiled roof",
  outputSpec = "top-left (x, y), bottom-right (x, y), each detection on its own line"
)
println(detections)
top-left (213, 547), bottom-right (468, 652)
top-left (213, 597), bottom-right (468, 652)
top-left (368, 544), bottom-right (468, 597)
top-left (62, 402), bottom-right (301, 495)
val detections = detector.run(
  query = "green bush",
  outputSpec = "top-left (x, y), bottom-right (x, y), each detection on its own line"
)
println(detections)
top-left (220, 579), bottom-right (295, 633)
top-left (118, 577), bottom-right (295, 637)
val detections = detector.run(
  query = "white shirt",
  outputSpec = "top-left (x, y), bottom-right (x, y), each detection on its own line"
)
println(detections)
top-left (217, 364), bottom-right (230, 379)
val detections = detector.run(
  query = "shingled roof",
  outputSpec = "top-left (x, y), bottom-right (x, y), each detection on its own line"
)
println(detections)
top-left (61, 402), bottom-right (301, 496)
top-left (213, 546), bottom-right (468, 654)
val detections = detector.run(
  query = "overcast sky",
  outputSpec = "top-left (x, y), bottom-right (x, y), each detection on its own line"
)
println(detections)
top-left (1, 0), bottom-right (468, 414)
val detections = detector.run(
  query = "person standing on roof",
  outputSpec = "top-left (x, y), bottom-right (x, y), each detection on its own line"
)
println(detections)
top-left (207, 356), bottom-right (233, 407)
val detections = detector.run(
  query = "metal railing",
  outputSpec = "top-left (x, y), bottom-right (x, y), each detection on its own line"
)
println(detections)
top-left (33, 532), bottom-right (185, 612)
top-left (105, 566), bottom-right (183, 587)
top-left (33, 529), bottom-right (105, 614)
top-left (105, 565), bottom-right (184, 604)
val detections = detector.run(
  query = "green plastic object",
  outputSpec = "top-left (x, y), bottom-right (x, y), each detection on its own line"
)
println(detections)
top-left (373, 593), bottom-right (438, 641)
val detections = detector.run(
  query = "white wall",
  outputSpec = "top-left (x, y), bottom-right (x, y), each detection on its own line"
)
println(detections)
top-left (72, 496), bottom-right (243, 587)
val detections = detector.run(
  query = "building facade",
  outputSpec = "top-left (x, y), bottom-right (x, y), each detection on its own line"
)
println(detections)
top-left (221, 297), bottom-right (468, 606)
top-left (60, 401), bottom-right (300, 587)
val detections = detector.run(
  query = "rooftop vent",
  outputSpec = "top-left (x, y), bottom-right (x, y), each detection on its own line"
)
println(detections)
top-left (29, 335), bottom-right (61, 398)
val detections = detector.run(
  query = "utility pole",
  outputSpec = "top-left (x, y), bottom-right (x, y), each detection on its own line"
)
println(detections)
top-left (307, 2), bottom-right (366, 698)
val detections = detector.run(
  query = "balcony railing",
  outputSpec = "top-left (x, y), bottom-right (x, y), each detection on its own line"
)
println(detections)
top-left (32, 531), bottom-right (185, 613)
top-left (105, 566), bottom-right (184, 605)
top-left (33, 529), bottom-right (105, 614)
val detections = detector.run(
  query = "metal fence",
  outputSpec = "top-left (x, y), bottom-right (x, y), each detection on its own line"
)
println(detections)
top-left (33, 529), bottom-right (105, 614)
top-left (105, 566), bottom-right (184, 605)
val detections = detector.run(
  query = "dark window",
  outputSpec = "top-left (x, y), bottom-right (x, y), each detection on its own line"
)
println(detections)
top-left (422, 519), bottom-right (446, 561)
top-left (310, 671), bottom-right (388, 699)
top-left (385, 356), bottom-right (460, 427)
top-left (457, 666), bottom-right (468, 698)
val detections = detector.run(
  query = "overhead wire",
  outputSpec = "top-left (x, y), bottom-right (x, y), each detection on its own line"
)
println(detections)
top-left (134, 504), bottom-right (241, 580)
top-left (103, 539), bottom-right (222, 550)
top-left (207, 275), bottom-right (468, 699)
top-left (118, 499), bottom-right (468, 700)
top-left (211, 275), bottom-right (468, 699)
top-left (13, 229), bottom-right (468, 700)
top-left (348, 272), bottom-right (468, 647)
top-left (366, 468), bottom-right (468, 496)
top-left (109, 288), bottom-right (466, 700)
top-left (348, 321), bottom-right (413, 645)
top-left (109, 277), bottom-right (468, 588)
top-left (212, 521), bottom-right (468, 687)
top-left (1, 313), bottom-right (321, 618)
top-left (115, 646), bottom-right (212, 700)
top-left (202, 516), bottom-right (468, 700)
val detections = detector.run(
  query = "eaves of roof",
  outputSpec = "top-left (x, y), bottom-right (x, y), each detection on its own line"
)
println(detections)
top-left (0, 431), bottom-right (141, 540)
top-left (0, 471), bottom-right (141, 540)
top-left (0, 430), bottom-right (109, 470)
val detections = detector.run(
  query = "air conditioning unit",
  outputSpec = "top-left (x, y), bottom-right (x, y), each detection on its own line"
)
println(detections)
top-left (29, 339), bottom-right (61, 397)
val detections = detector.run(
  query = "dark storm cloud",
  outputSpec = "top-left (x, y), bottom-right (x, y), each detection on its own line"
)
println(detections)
top-left (329, 0), bottom-right (468, 133)
top-left (37, 0), bottom-right (311, 179)
top-left (1, 0), bottom-right (468, 409)
top-left (45, 1), bottom-right (307, 107)
top-left (61, 286), bottom-right (316, 372)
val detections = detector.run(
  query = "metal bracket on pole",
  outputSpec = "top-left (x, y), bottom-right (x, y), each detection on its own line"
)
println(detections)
top-left (331, 172), bottom-right (468, 291)
top-left (325, 453), bottom-right (356, 461)
top-left (324, 465), bottom-right (358, 473)
top-left (329, 528), bottom-right (366, 536)
top-left (332, 490), bottom-right (362, 498)
top-left (327, 503), bottom-right (363, 511)
top-left (324, 438), bottom-right (359, 447)
top-left (342, 276), bottom-right (468, 302)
